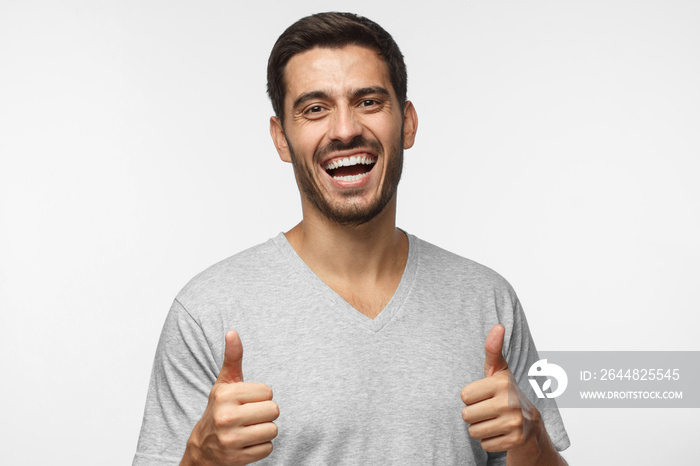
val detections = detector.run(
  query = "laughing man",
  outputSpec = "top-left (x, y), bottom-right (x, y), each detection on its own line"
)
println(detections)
top-left (134, 12), bottom-right (570, 466)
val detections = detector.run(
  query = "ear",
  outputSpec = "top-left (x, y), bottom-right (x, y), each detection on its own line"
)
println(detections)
top-left (402, 101), bottom-right (418, 150)
top-left (270, 116), bottom-right (292, 163)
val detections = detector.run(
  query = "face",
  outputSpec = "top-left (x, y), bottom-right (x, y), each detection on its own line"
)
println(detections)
top-left (270, 45), bottom-right (417, 227)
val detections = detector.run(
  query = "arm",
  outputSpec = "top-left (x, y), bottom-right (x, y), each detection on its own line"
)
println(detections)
top-left (181, 330), bottom-right (279, 466)
top-left (134, 298), bottom-right (279, 466)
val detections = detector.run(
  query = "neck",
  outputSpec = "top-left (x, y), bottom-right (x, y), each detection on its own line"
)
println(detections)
top-left (284, 197), bottom-right (408, 283)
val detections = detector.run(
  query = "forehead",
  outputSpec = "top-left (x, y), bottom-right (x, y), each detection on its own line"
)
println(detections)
top-left (283, 45), bottom-right (394, 105)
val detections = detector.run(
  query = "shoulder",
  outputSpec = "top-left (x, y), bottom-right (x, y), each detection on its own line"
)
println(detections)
top-left (174, 233), bottom-right (288, 314)
top-left (410, 234), bottom-right (516, 298)
top-left (408, 234), bottom-right (527, 354)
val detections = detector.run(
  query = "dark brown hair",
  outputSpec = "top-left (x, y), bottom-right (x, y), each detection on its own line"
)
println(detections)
top-left (267, 12), bottom-right (407, 122)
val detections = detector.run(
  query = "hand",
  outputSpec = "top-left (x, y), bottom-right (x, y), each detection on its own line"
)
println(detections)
top-left (460, 325), bottom-right (541, 454)
top-left (182, 330), bottom-right (279, 466)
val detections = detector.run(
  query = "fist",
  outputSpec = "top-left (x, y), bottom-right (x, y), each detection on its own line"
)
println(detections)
top-left (183, 330), bottom-right (280, 465)
top-left (460, 325), bottom-right (540, 453)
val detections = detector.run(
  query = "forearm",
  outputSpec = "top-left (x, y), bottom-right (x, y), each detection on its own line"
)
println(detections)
top-left (506, 419), bottom-right (567, 466)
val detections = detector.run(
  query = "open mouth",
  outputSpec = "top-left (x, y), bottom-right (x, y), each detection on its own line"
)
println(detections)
top-left (323, 154), bottom-right (377, 182)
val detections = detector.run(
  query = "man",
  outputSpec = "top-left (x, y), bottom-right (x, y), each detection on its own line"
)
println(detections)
top-left (134, 12), bottom-right (570, 466)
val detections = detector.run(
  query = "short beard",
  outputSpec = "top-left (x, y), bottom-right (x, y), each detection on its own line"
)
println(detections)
top-left (287, 134), bottom-right (404, 227)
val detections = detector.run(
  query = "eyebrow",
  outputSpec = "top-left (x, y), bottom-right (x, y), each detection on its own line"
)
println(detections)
top-left (351, 86), bottom-right (391, 100)
top-left (291, 86), bottom-right (392, 112)
top-left (292, 91), bottom-right (330, 111)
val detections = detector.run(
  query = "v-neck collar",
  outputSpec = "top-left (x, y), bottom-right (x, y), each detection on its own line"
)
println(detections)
top-left (272, 230), bottom-right (420, 333)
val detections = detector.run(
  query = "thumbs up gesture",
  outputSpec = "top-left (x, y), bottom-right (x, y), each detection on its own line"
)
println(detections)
top-left (460, 325), bottom-right (541, 455)
top-left (182, 330), bottom-right (279, 465)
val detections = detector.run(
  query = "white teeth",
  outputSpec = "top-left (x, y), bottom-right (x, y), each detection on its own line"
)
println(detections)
top-left (333, 172), bottom-right (370, 181)
top-left (324, 155), bottom-right (376, 170)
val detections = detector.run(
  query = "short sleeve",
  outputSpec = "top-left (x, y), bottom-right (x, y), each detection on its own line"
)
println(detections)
top-left (509, 299), bottom-right (570, 450)
top-left (133, 299), bottom-right (219, 465)
top-left (486, 299), bottom-right (571, 466)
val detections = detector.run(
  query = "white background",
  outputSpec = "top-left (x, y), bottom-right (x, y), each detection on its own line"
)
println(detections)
top-left (1, 1), bottom-right (698, 464)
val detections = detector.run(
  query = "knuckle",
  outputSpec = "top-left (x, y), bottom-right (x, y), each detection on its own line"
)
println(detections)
top-left (213, 409), bottom-right (240, 429)
top-left (212, 412), bottom-right (228, 429)
top-left (209, 386), bottom-right (223, 403)
top-left (508, 414), bottom-right (524, 430)
top-left (220, 431), bottom-right (243, 449)
top-left (210, 385), bottom-right (234, 404)
top-left (511, 430), bottom-right (526, 447)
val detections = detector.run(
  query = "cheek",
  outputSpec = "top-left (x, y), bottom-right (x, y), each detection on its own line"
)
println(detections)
top-left (364, 117), bottom-right (399, 144)
top-left (288, 127), bottom-right (326, 157)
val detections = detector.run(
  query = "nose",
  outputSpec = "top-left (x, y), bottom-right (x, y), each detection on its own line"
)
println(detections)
top-left (327, 105), bottom-right (362, 142)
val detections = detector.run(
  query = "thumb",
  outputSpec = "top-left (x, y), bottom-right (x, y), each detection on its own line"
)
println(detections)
top-left (217, 330), bottom-right (244, 384)
top-left (484, 324), bottom-right (509, 377)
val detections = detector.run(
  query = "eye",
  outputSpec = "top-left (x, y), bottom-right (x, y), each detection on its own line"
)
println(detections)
top-left (302, 105), bottom-right (327, 118)
top-left (358, 98), bottom-right (384, 112)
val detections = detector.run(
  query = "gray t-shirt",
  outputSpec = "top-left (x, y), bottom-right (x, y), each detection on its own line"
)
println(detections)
top-left (133, 232), bottom-right (570, 465)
